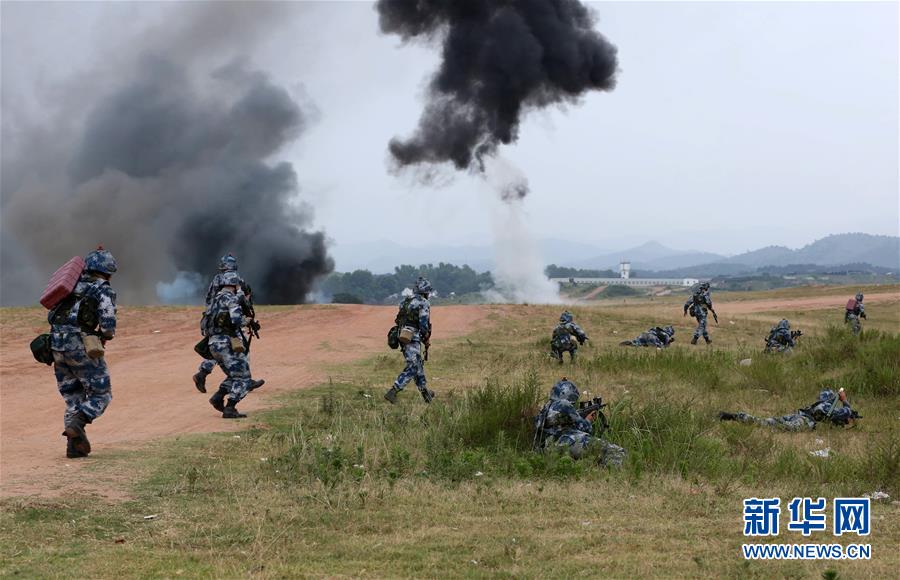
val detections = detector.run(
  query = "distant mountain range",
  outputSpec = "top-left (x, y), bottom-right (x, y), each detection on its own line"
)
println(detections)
top-left (329, 233), bottom-right (899, 276)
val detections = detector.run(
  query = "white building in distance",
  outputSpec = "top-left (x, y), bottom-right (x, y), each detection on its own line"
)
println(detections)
top-left (550, 260), bottom-right (700, 288)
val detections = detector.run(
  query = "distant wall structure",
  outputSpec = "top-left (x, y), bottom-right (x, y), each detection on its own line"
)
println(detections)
top-left (551, 277), bottom-right (700, 288)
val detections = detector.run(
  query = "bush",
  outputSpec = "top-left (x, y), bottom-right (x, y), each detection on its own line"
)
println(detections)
top-left (331, 292), bottom-right (364, 304)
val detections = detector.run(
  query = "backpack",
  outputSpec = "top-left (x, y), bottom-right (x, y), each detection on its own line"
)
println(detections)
top-left (845, 298), bottom-right (858, 312)
top-left (40, 256), bottom-right (85, 309)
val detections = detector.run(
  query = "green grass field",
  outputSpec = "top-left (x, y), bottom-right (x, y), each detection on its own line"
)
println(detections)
top-left (2, 287), bottom-right (898, 578)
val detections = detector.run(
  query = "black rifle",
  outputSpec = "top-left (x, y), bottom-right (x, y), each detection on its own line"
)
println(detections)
top-left (791, 330), bottom-right (803, 340)
top-left (710, 308), bottom-right (719, 325)
top-left (578, 396), bottom-right (610, 436)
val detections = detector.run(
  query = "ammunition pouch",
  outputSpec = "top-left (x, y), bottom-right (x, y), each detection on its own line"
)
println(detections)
top-left (194, 336), bottom-right (211, 359)
top-left (398, 326), bottom-right (416, 345)
top-left (231, 336), bottom-right (246, 354)
top-left (82, 333), bottom-right (105, 359)
top-left (30, 333), bottom-right (54, 365)
top-left (387, 326), bottom-right (400, 350)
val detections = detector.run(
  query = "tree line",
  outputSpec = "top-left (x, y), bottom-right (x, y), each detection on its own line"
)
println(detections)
top-left (322, 263), bottom-right (494, 304)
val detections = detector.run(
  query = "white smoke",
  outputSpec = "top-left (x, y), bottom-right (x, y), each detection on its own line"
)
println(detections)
top-left (480, 157), bottom-right (561, 304)
top-left (156, 271), bottom-right (205, 304)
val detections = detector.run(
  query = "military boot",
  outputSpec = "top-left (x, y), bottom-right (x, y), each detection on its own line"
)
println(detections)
top-left (690, 336), bottom-right (699, 345)
top-left (209, 388), bottom-right (228, 412)
top-left (62, 411), bottom-right (92, 456)
top-left (384, 386), bottom-right (399, 404)
top-left (193, 372), bottom-right (207, 393)
top-left (718, 412), bottom-right (736, 421)
top-left (66, 438), bottom-right (88, 459)
top-left (420, 388), bottom-right (435, 404)
top-left (704, 337), bottom-right (712, 345)
top-left (222, 399), bottom-right (247, 419)
top-left (249, 379), bottom-right (266, 391)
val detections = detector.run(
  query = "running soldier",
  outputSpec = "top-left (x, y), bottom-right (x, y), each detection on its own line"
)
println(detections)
top-left (204, 272), bottom-right (264, 418)
top-left (48, 247), bottom-right (118, 458)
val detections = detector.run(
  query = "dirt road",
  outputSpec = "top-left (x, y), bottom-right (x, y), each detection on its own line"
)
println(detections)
top-left (0, 305), bottom-right (495, 497)
top-left (714, 290), bottom-right (899, 315)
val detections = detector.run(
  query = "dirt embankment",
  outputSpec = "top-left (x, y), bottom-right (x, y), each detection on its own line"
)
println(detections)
top-left (0, 305), bottom-right (497, 498)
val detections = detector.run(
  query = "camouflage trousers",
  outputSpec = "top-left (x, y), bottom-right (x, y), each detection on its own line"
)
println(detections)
top-left (846, 314), bottom-right (862, 335)
top-left (394, 341), bottom-right (427, 392)
top-left (733, 412), bottom-right (815, 432)
top-left (630, 332), bottom-right (663, 348)
top-left (550, 429), bottom-right (626, 467)
top-left (692, 311), bottom-right (709, 341)
top-left (765, 341), bottom-right (792, 354)
top-left (551, 340), bottom-right (577, 362)
top-left (198, 358), bottom-right (216, 375)
top-left (208, 335), bottom-right (253, 403)
top-left (52, 347), bottom-right (112, 427)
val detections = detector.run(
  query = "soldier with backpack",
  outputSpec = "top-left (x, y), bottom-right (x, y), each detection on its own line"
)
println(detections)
top-left (764, 319), bottom-right (800, 353)
top-left (550, 311), bottom-right (589, 363)
top-left (718, 388), bottom-right (860, 431)
top-left (844, 292), bottom-right (866, 335)
top-left (683, 281), bottom-right (717, 344)
top-left (621, 325), bottom-right (675, 348)
top-left (193, 253), bottom-right (258, 393)
top-left (46, 247), bottom-right (118, 458)
top-left (203, 271), bottom-right (264, 418)
top-left (384, 277), bottom-right (435, 404)
top-left (532, 379), bottom-right (625, 467)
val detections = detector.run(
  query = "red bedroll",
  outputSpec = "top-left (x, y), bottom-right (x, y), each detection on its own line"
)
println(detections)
top-left (845, 298), bottom-right (858, 312)
top-left (39, 256), bottom-right (85, 309)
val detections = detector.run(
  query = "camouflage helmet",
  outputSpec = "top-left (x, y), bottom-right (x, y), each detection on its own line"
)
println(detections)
top-left (699, 281), bottom-right (711, 291)
top-left (663, 325), bottom-right (675, 336)
top-left (414, 276), bottom-right (433, 296)
top-left (559, 310), bottom-right (574, 323)
top-left (818, 389), bottom-right (837, 403)
top-left (550, 378), bottom-right (580, 404)
top-left (855, 292), bottom-right (864, 302)
top-left (84, 246), bottom-right (117, 275)
top-left (219, 271), bottom-right (241, 288)
top-left (777, 319), bottom-right (790, 331)
top-left (219, 253), bottom-right (238, 272)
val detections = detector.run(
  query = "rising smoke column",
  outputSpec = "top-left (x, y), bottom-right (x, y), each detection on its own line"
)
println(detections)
top-left (1, 4), bottom-right (332, 304)
top-left (376, 0), bottom-right (619, 177)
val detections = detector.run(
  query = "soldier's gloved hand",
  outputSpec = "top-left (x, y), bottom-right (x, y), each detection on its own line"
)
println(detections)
top-left (585, 411), bottom-right (597, 422)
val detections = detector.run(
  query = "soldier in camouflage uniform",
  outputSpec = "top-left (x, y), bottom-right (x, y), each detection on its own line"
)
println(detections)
top-left (621, 325), bottom-right (675, 348)
top-left (48, 247), bottom-right (118, 458)
top-left (550, 311), bottom-right (589, 363)
top-left (718, 389), bottom-right (859, 432)
top-left (533, 379), bottom-right (625, 467)
top-left (764, 319), bottom-right (797, 353)
top-left (683, 281), bottom-right (715, 344)
top-left (193, 254), bottom-right (256, 393)
top-left (385, 277), bottom-right (435, 404)
top-left (204, 272), bottom-right (263, 418)
top-left (844, 292), bottom-right (866, 335)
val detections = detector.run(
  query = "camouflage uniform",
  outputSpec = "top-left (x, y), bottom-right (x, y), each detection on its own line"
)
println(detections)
top-left (204, 273), bottom-right (258, 418)
top-left (684, 283), bottom-right (714, 344)
top-left (533, 380), bottom-right (626, 467)
top-left (49, 248), bottom-right (117, 458)
top-left (764, 319), bottom-right (796, 353)
top-left (550, 311), bottom-right (588, 363)
top-left (385, 277), bottom-right (434, 404)
top-left (624, 325), bottom-right (675, 348)
top-left (195, 254), bottom-right (252, 391)
top-left (844, 293), bottom-right (866, 335)
top-left (720, 390), bottom-right (858, 432)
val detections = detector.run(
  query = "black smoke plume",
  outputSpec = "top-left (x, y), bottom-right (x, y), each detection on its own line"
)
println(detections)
top-left (376, 0), bottom-right (618, 177)
top-left (1, 4), bottom-right (332, 305)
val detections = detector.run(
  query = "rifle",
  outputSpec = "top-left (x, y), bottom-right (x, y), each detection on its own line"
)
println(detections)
top-left (577, 396), bottom-right (609, 436)
top-left (710, 308), bottom-right (719, 325)
top-left (239, 288), bottom-right (260, 351)
top-left (790, 329), bottom-right (803, 340)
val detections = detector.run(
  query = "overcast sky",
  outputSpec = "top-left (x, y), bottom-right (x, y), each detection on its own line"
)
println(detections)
top-left (3, 1), bottom-right (898, 264)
